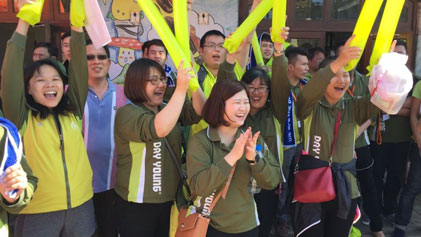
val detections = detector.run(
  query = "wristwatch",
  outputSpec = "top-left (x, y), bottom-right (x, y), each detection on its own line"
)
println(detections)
top-left (246, 153), bottom-right (261, 165)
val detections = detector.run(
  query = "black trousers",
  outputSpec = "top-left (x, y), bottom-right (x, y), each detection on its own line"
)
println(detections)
top-left (93, 189), bottom-right (118, 237)
top-left (207, 225), bottom-right (258, 237)
top-left (371, 141), bottom-right (410, 215)
top-left (254, 188), bottom-right (278, 237)
top-left (113, 191), bottom-right (172, 237)
top-left (298, 198), bottom-right (358, 237)
top-left (355, 146), bottom-right (383, 232)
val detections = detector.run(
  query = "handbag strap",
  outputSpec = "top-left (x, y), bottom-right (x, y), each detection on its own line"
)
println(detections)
top-left (163, 137), bottom-right (191, 197)
top-left (328, 109), bottom-right (342, 165)
top-left (206, 166), bottom-right (236, 215)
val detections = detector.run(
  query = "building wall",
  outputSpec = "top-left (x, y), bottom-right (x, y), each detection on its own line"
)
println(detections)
top-left (97, 0), bottom-right (238, 84)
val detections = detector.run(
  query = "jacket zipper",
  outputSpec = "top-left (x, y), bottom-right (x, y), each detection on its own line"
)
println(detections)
top-left (53, 113), bottom-right (72, 209)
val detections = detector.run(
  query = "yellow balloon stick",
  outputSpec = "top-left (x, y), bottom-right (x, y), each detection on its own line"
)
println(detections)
top-left (223, 0), bottom-right (273, 54)
top-left (16, 0), bottom-right (45, 26)
top-left (367, 0), bottom-right (405, 73)
top-left (345, 0), bottom-right (384, 72)
top-left (137, 0), bottom-right (200, 92)
top-left (173, 0), bottom-right (191, 62)
top-left (271, 0), bottom-right (286, 43)
top-left (70, 0), bottom-right (86, 27)
top-left (252, 32), bottom-right (264, 66)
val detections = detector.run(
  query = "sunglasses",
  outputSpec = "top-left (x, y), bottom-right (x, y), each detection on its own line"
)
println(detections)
top-left (87, 54), bottom-right (108, 61)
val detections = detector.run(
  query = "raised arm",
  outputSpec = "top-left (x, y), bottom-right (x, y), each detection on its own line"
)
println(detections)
top-left (270, 27), bottom-right (290, 126)
top-left (297, 35), bottom-right (361, 119)
top-left (154, 61), bottom-right (192, 137)
top-left (65, 25), bottom-right (88, 118)
top-left (1, 19), bottom-right (29, 128)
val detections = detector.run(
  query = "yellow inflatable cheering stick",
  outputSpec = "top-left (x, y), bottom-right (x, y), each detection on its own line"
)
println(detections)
top-left (138, 0), bottom-right (200, 93)
top-left (345, 0), bottom-right (383, 71)
top-left (16, 0), bottom-right (45, 26)
top-left (223, 0), bottom-right (273, 54)
top-left (271, 0), bottom-right (286, 43)
top-left (367, 0), bottom-right (405, 73)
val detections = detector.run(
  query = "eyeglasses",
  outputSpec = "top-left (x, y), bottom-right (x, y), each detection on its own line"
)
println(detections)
top-left (248, 86), bottom-right (268, 93)
top-left (203, 43), bottom-right (225, 50)
top-left (87, 54), bottom-right (108, 61)
top-left (147, 76), bottom-right (167, 85)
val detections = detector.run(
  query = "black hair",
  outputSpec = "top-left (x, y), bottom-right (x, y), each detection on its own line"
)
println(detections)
top-left (24, 59), bottom-right (75, 119)
top-left (241, 66), bottom-right (271, 100)
top-left (200, 30), bottom-right (225, 48)
top-left (142, 40), bottom-right (151, 55)
top-left (86, 39), bottom-right (110, 58)
top-left (61, 30), bottom-right (71, 41)
top-left (308, 47), bottom-right (325, 60)
top-left (260, 33), bottom-right (272, 44)
top-left (145, 39), bottom-right (168, 55)
top-left (334, 39), bottom-right (347, 55)
top-left (319, 56), bottom-right (337, 70)
top-left (285, 46), bottom-right (308, 65)
top-left (395, 40), bottom-right (407, 52)
top-left (34, 42), bottom-right (59, 58)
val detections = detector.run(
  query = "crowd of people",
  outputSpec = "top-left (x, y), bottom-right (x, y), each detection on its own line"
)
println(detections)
top-left (0, 1), bottom-right (419, 237)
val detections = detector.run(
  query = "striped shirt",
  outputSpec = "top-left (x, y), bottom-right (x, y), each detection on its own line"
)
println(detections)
top-left (83, 79), bottom-right (127, 193)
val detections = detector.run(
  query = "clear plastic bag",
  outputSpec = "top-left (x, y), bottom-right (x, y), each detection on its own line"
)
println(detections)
top-left (369, 52), bottom-right (413, 114)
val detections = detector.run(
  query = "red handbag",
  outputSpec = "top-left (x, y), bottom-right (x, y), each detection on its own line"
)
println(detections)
top-left (293, 110), bottom-right (342, 203)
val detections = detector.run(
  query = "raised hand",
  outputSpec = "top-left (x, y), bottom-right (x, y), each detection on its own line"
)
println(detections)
top-left (176, 60), bottom-right (195, 93)
top-left (245, 128), bottom-right (260, 162)
top-left (330, 35), bottom-right (362, 73)
top-left (272, 26), bottom-right (290, 55)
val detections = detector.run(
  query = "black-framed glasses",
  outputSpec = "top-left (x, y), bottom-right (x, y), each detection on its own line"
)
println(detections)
top-left (87, 54), bottom-right (108, 61)
top-left (203, 43), bottom-right (225, 50)
top-left (147, 76), bottom-right (167, 85)
top-left (248, 86), bottom-right (268, 93)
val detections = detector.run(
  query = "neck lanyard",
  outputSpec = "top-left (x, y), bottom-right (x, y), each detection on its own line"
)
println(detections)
top-left (291, 82), bottom-right (303, 102)
top-left (347, 84), bottom-right (356, 97)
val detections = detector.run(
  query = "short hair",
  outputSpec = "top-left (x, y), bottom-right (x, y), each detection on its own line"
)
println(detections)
top-left (308, 47), bottom-right (325, 60)
top-left (142, 40), bottom-right (151, 55)
top-left (24, 59), bottom-right (74, 119)
top-left (61, 30), bottom-right (71, 41)
top-left (124, 58), bottom-right (166, 104)
top-left (200, 30), bottom-right (225, 48)
top-left (241, 66), bottom-right (270, 87)
top-left (319, 56), bottom-right (337, 70)
top-left (34, 42), bottom-right (59, 58)
top-left (395, 40), bottom-right (407, 52)
top-left (285, 46), bottom-right (308, 65)
top-left (86, 39), bottom-right (110, 58)
top-left (334, 39), bottom-right (347, 55)
top-left (260, 33), bottom-right (272, 44)
top-left (145, 39), bottom-right (167, 54)
top-left (203, 79), bottom-right (249, 127)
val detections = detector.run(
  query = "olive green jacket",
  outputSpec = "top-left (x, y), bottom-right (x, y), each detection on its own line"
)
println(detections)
top-left (297, 66), bottom-right (379, 198)
top-left (114, 101), bottom-right (201, 203)
top-left (187, 127), bottom-right (280, 233)
top-left (217, 55), bottom-right (290, 172)
top-left (344, 70), bottom-right (371, 148)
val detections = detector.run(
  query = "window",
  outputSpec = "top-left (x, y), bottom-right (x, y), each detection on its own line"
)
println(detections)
top-left (331, 0), bottom-right (359, 20)
top-left (295, 0), bottom-right (324, 20)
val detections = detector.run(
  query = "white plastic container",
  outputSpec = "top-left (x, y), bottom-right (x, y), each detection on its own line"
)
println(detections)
top-left (369, 52), bottom-right (413, 115)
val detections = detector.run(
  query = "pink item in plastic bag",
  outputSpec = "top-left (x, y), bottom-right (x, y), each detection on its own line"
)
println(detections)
top-left (84, 0), bottom-right (111, 49)
top-left (369, 52), bottom-right (412, 114)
